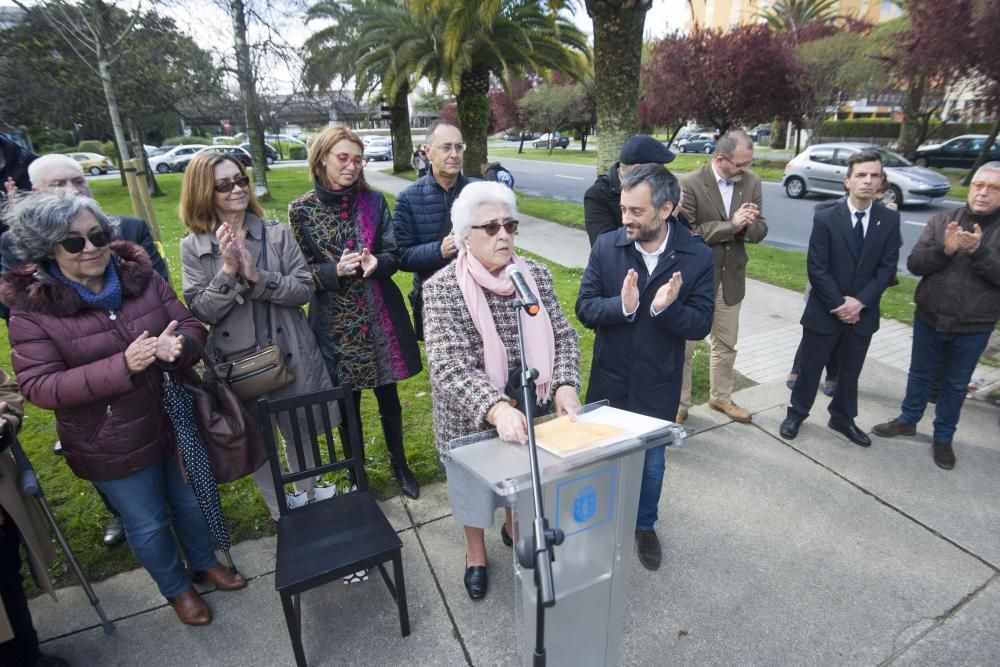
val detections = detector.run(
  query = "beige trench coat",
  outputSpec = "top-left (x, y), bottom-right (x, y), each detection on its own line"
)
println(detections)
top-left (0, 369), bottom-right (56, 643)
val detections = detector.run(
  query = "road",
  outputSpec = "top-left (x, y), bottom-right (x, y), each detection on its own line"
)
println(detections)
top-left (490, 155), bottom-right (960, 275)
top-left (92, 155), bottom-right (955, 275)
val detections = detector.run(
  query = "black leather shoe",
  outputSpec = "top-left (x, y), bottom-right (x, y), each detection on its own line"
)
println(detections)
top-left (103, 516), bottom-right (126, 547)
top-left (635, 529), bottom-right (661, 571)
top-left (464, 560), bottom-right (487, 600)
top-left (500, 523), bottom-right (513, 548)
top-left (932, 441), bottom-right (956, 470)
top-left (780, 415), bottom-right (803, 440)
top-left (828, 419), bottom-right (871, 447)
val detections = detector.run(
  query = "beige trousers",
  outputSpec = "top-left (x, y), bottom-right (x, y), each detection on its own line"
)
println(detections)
top-left (680, 285), bottom-right (741, 410)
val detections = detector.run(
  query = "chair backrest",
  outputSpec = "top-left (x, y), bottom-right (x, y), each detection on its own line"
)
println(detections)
top-left (253, 384), bottom-right (365, 516)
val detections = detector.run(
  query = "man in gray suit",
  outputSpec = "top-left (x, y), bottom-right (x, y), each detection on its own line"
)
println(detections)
top-left (677, 130), bottom-right (768, 424)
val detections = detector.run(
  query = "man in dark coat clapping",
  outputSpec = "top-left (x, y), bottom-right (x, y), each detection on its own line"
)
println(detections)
top-left (576, 163), bottom-right (715, 572)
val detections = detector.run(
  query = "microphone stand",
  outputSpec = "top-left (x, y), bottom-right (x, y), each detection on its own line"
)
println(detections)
top-left (511, 298), bottom-right (564, 667)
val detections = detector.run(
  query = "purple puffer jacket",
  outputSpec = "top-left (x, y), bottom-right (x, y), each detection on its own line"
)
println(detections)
top-left (0, 242), bottom-right (207, 481)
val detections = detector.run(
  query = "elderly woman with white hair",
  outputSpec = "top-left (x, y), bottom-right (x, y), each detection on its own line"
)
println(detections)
top-left (422, 182), bottom-right (582, 600)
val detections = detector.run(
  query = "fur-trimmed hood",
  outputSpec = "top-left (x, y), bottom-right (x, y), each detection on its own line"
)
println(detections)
top-left (0, 241), bottom-right (153, 317)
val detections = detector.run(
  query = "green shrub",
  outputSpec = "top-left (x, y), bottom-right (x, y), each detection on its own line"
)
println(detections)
top-left (101, 141), bottom-right (116, 158)
top-left (76, 140), bottom-right (105, 155)
top-left (41, 144), bottom-right (73, 155)
top-left (817, 119), bottom-right (995, 141)
top-left (288, 144), bottom-right (307, 160)
top-left (162, 135), bottom-right (211, 146)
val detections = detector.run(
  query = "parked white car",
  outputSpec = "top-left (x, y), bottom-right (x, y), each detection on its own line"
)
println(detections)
top-left (148, 144), bottom-right (209, 174)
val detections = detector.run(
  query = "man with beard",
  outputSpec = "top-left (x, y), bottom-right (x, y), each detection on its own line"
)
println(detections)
top-left (583, 134), bottom-right (676, 246)
top-left (676, 130), bottom-right (768, 424)
top-left (871, 161), bottom-right (1000, 469)
top-left (576, 163), bottom-right (715, 571)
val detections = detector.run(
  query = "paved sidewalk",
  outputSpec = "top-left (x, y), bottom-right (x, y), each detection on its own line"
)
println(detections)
top-left (29, 171), bottom-right (1000, 665)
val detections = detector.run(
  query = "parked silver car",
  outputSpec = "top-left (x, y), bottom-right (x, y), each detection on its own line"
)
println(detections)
top-left (782, 142), bottom-right (950, 206)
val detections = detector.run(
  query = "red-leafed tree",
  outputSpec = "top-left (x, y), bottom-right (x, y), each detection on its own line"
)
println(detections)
top-left (881, 0), bottom-right (973, 155)
top-left (642, 26), bottom-right (797, 134)
top-left (638, 36), bottom-right (694, 140)
top-left (488, 74), bottom-right (535, 134)
top-left (963, 0), bottom-right (1000, 184)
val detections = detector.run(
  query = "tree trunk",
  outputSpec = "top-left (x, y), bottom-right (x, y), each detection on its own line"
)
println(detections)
top-left (962, 118), bottom-right (1000, 186)
top-left (230, 0), bottom-right (270, 201)
top-left (589, 3), bottom-right (648, 173)
top-left (897, 76), bottom-right (926, 156)
top-left (456, 68), bottom-right (491, 179)
top-left (772, 118), bottom-right (788, 149)
top-left (128, 118), bottom-right (163, 197)
top-left (390, 81), bottom-right (414, 174)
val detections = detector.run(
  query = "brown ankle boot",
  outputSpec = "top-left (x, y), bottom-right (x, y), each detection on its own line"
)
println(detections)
top-left (169, 586), bottom-right (211, 626)
top-left (193, 563), bottom-right (248, 591)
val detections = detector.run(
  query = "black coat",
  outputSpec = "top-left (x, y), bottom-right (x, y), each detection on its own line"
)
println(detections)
top-left (576, 222), bottom-right (715, 420)
top-left (802, 199), bottom-right (901, 337)
top-left (583, 163), bottom-right (623, 246)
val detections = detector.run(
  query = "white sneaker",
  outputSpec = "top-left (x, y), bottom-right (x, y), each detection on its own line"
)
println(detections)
top-left (285, 490), bottom-right (309, 509)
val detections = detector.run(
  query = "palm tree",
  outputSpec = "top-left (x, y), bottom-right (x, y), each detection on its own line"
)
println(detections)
top-left (410, 0), bottom-right (590, 177)
top-left (759, 0), bottom-right (839, 42)
top-left (304, 0), bottom-right (441, 173)
top-left (583, 0), bottom-right (653, 172)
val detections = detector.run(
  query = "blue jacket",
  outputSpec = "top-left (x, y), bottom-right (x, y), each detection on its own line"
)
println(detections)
top-left (576, 221), bottom-right (715, 421)
top-left (392, 173), bottom-right (474, 285)
top-left (802, 199), bottom-right (900, 338)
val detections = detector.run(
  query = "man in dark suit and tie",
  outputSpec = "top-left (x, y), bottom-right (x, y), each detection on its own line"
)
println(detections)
top-left (780, 150), bottom-right (902, 446)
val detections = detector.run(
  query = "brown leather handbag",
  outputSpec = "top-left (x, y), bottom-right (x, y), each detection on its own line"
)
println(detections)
top-left (182, 368), bottom-right (268, 483)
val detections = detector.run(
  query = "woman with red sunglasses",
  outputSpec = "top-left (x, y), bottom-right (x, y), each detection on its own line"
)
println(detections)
top-left (289, 126), bottom-right (422, 499)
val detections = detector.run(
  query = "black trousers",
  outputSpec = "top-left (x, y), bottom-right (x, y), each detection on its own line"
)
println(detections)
top-left (789, 326), bottom-right (871, 424)
top-left (340, 383), bottom-right (402, 460)
top-left (0, 509), bottom-right (41, 667)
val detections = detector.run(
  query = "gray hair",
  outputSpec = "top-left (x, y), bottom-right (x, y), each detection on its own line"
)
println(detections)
top-left (451, 181), bottom-right (519, 243)
top-left (715, 129), bottom-right (752, 158)
top-left (27, 153), bottom-right (84, 187)
top-left (620, 163), bottom-right (682, 210)
top-left (974, 161), bottom-right (1000, 178)
top-left (4, 191), bottom-right (118, 264)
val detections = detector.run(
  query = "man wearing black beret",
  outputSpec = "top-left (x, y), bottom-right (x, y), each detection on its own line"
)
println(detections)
top-left (584, 135), bottom-right (676, 246)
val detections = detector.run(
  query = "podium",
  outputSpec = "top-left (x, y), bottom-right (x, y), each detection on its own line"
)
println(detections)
top-left (447, 401), bottom-right (683, 666)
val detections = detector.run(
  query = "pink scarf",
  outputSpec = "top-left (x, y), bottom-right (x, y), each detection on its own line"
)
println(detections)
top-left (456, 248), bottom-right (555, 404)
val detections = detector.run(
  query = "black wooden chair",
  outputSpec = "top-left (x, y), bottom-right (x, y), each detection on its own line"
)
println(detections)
top-left (254, 385), bottom-right (410, 666)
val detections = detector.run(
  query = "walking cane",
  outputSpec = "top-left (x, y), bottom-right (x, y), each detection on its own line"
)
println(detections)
top-left (9, 436), bottom-right (114, 634)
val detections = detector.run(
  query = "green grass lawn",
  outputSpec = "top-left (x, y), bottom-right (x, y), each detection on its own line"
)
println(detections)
top-left (12, 167), bottom-right (715, 589)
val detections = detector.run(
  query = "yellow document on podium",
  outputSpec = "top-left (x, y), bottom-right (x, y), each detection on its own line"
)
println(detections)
top-left (534, 415), bottom-right (626, 458)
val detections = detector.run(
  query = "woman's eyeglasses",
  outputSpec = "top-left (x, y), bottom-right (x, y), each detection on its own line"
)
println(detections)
top-left (59, 230), bottom-right (110, 254)
top-left (333, 153), bottom-right (369, 168)
top-left (471, 220), bottom-right (519, 236)
top-left (214, 175), bottom-right (251, 193)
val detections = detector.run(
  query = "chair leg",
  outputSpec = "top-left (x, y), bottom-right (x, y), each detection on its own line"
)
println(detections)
top-left (392, 553), bottom-right (410, 637)
top-left (280, 591), bottom-right (307, 667)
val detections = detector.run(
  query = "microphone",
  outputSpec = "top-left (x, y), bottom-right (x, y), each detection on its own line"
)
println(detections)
top-left (505, 264), bottom-right (540, 316)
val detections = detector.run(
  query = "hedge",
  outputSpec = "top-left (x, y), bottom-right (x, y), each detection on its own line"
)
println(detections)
top-left (816, 119), bottom-right (995, 140)
top-left (76, 140), bottom-right (105, 155)
top-left (163, 135), bottom-right (212, 146)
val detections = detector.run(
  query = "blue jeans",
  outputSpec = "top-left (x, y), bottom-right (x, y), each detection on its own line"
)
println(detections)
top-left (93, 457), bottom-right (217, 598)
top-left (898, 317), bottom-right (990, 444)
top-left (636, 444), bottom-right (666, 531)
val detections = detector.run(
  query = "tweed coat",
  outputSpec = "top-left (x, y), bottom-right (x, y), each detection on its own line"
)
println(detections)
top-left (680, 163), bottom-right (768, 305)
top-left (423, 257), bottom-right (580, 453)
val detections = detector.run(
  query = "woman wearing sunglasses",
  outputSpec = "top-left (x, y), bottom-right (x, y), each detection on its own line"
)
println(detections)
top-left (421, 182), bottom-right (582, 600)
top-left (179, 152), bottom-right (340, 519)
top-left (0, 192), bottom-right (244, 626)
top-left (289, 126), bottom-right (423, 499)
